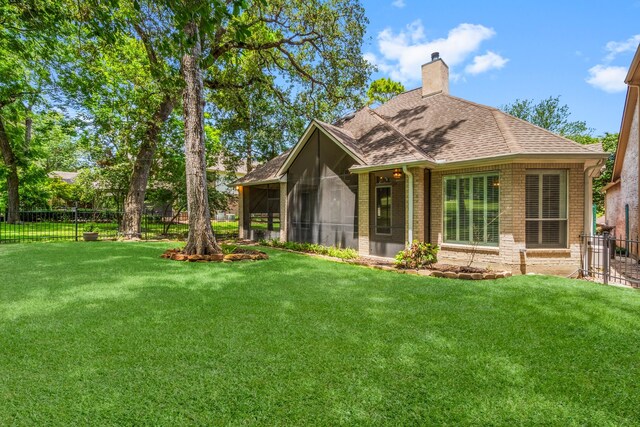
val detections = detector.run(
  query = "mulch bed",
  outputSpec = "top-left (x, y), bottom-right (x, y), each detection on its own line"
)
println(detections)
top-left (161, 247), bottom-right (268, 262)
top-left (350, 257), bottom-right (510, 280)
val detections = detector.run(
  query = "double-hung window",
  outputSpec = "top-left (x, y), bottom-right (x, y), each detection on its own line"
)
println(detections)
top-left (525, 170), bottom-right (568, 248)
top-left (444, 173), bottom-right (500, 245)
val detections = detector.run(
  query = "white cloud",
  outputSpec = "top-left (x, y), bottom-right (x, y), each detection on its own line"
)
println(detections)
top-left (365, 21), bottom-right (505, 84)
top-left (465, 51), bottom-right (509, 75)
top-left (586, 65), bottom-right (627, 93)
top-left (391, 0), bottom-right (405, 8)
top-left (604, 34), bottom-right (640, 62)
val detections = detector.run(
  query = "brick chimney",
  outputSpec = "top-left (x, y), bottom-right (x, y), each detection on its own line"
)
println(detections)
top-left (421, 52), bottom-right (449, 97)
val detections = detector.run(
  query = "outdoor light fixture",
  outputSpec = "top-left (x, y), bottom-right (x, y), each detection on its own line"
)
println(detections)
top-left (392, 168), bottom-right (402, 179)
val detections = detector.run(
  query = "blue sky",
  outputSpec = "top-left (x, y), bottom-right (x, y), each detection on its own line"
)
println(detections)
top-left (361, 0), bottom-right (640, 135)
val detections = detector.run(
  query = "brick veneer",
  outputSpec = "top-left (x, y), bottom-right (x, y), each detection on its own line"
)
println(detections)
top-left (358, 173), bottom-right (370, 255)
top-left (237, 186), bottom-right (244, 239)
top-left (430, 163), bottom-right (585, 274)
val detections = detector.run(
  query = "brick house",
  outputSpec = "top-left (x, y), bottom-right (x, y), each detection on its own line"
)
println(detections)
top-left (603, 45), bottom-right (640, 251)
top-left (236, 53), bottom-right (607, 275)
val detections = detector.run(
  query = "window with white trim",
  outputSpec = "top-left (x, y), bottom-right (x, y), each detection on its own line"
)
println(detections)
top-left (444, 173), bottom-right (499, 245)
top-left (525, 170), bottom-right (568, 248)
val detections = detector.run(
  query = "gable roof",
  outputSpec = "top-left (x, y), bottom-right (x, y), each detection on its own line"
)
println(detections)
top-left (238, 87), bottom-right (607, 186)
top-left (612, 44), bottom-right (640, 181)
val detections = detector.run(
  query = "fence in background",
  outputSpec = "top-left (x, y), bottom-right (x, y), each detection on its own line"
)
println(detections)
top-left (0, 208), bottom-right (238, 244)
top-left (580, 232), bottom-right (640, 288)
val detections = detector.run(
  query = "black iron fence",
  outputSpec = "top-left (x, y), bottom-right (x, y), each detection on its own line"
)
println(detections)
top-left (580, 232), bottom-right (640, 288)
top-left (0, 209), bottom-right (238, 244)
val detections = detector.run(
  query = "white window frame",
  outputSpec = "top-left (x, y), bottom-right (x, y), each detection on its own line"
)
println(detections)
top-left (375, 184), bottom-right (393, 236)
top-left (443, 172), bottom-right (500, 246)
top-left (525, 170), bottom-right (569, 248)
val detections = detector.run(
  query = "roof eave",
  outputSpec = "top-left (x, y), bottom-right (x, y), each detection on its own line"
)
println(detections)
top-left (349, 152), bottom-right (608, 174)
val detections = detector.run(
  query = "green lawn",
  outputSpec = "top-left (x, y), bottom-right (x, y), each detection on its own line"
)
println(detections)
top-left (1, 242), bottom-right (639, 425)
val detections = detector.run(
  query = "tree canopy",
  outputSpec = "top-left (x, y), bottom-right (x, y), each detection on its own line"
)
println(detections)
top-left (366, 77), bottom-right (405, 107)
top-left (501, 96), bottom-right (591, 141)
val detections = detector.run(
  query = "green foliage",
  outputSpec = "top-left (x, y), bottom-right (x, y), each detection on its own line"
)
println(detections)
top-left (593, 132), bottom-right (619, 215)
top-left (83, 222), bottom-right (99, 232)
top-left (395, 241), bottom-right (439, 269)
top-left (259, 239), bottom-right (358, 259)
top-left (366, 77), bottom-right (405, 106)
top-left (501, 96), bottom-right (591, 138)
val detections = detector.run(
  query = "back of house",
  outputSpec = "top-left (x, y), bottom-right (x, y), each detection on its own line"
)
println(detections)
top-left (237, 53), bottom-right (607, 275)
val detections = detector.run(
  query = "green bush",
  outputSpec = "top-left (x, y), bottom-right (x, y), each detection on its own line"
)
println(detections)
top-left (83, 223), bottom-right (100, 233)
top-left (259, 239), bottom-right (358, 260)
top-left (395, 241), bottom-right (439, 269)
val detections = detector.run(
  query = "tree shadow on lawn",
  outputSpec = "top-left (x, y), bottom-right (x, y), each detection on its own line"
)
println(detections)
top-left (1, 243), bottom-right (640, 424)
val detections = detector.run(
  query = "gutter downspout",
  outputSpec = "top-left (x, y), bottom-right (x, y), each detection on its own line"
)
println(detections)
top-left (403, 166), bottom-right (414, 245)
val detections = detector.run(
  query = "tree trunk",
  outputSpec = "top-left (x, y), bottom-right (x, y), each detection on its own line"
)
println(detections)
top-left (120, 95), bottom-right (175, 239)
top-left (181, 22), bottom-right (221, 255)
top-left (0, 116), bottom-right (19, 224)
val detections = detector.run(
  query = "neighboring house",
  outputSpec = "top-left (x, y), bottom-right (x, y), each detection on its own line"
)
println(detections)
top-left (603, 44), bottom-right (640, 248)
top-left (207, 157), bottom-right (248, 220)
top-left (48, 171), bottom-right (80, 184)
top-left (236, 53), bottom-right (607, 275)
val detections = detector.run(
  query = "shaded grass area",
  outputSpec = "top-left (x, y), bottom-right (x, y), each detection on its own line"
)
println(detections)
top-left (1, 242), bottom-right (639, 425)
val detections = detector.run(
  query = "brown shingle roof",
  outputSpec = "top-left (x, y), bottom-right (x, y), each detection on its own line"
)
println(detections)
top-left (235, 150), bottom-right (289, 185)
top-left (238, 87), bottom-right (606, 185)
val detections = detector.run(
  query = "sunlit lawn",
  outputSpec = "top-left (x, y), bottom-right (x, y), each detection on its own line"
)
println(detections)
top-left (1, 241), bottom-right (639, 425)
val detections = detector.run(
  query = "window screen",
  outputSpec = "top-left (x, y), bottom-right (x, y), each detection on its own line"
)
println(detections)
top-left (444, 173), bottom-right (499, 245)
top-left (525, 170), bottom-right (567, 248)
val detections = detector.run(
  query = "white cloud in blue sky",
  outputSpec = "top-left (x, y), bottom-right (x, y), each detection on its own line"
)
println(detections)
top-left (391, 0), bottom-right (405, 8)
top-left (604, 34), bottom-right (640, 62)
top-left (586, 34), bottom-right (639, 93)
top-left (586, 65), bottom-right (627, 93)
top-left (465, 51), bottom-right (509, 75)
top-left (364, 21), bottom-right (507, 84)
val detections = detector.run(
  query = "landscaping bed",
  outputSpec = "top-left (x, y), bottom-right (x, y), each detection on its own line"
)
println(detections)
top-left (161, 245), bottom-right (268, 262)
top-left (350, 257), bottom-right (512, 279)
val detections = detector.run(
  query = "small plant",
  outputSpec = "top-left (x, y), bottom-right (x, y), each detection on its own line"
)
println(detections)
top-left (83, 223), bottom-right (100, 233)
top-left (259, 239), bottom-right (358, 260)
top-left (395, 241), bottom-right (439, 269)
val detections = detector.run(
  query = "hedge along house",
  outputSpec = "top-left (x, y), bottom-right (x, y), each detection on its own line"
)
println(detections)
top-left (236, 53), bottom-right (608, 275)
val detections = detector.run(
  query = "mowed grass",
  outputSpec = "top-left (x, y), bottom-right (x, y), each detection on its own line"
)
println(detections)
top-left (1, 242), bottom-right (639, 425)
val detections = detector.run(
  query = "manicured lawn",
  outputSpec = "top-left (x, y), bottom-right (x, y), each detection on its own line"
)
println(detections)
top-left (1, 242), bottom-right (639, 425)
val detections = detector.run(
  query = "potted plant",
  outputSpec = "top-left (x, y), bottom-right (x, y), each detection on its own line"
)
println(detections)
top-left (83, 223), bottom-right (100, 241)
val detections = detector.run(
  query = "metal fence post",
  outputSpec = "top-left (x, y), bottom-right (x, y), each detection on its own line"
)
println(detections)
top-left (74, 202), bottom-right (78, 242)
top-left (602, 231), bottom-right (609, 285)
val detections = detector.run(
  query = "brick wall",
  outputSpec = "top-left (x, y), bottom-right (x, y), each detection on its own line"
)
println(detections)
top-left (407, 167), bottom-right (425, 242)
top-left (429, 162), bottom-right (586, 275)
top-left (620, 104), bottom-right (639, 240)
top-left (237, 186), bottom-right (244, 239)
top-left (358, 173), bottom-right (370, 255)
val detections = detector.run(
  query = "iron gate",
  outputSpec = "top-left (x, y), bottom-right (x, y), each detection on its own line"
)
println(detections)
top-left (581, 232), bottom-right (640, 288)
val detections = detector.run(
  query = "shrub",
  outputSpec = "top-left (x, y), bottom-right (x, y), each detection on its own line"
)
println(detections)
top-left (395, 241), bottom-right (439, 269)
top-left (83, 223), bottom-right (100, 233)
top-left (259, 239), bottom-right (358, 260)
